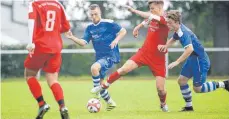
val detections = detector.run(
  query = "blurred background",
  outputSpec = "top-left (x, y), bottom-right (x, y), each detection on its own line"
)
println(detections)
top-left (1, 0), bottom-right (229, 79)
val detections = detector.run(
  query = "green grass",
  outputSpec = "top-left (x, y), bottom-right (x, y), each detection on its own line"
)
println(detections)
top-left (1, 76), bottom-right (229, 119)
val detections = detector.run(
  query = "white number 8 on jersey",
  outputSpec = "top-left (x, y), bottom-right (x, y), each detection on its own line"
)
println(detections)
top-left (46, 10), bottom-right (56, 31)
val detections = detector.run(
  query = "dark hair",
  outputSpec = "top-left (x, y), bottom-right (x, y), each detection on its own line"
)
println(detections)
top-left (89, 4), bottom-right (100, 10)
top-left (167, 10), bottom-right (182, 23)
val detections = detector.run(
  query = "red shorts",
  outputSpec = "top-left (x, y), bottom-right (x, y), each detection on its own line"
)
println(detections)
top-left (24, 51), bottom-right (62, 73)
top-left (130, 50), bottom-right (166, 77)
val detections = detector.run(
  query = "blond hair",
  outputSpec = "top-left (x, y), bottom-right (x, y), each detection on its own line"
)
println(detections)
top-left (148, 0), bottom-right (164, 6)
top-left (167, 10), bottom-right (181, 23)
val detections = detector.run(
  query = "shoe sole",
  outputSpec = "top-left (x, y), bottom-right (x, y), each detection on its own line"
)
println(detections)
top-left (106, 105), bottom-right (116, 111)
top-left (36, 107), bottom-right (50, 119)
top-left (61, 110), bottom-right (69, 119)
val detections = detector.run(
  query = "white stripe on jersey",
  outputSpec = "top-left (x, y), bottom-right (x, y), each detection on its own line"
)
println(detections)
top-left (176, 27), bottom-right (183, 37)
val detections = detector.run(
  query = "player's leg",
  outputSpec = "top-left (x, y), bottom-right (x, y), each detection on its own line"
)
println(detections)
top-left (24, 53), bottom-right (50, 119)
top-left (43, 53), bottom-right (69, 119)
top-left (178, 58), bottom-right (194, 111)
top-left (91, 59), bottom-right (139, 94)
top-left (155, 76), bottom-right (169, 112)
top-left (149, 60), bottom-right (168, 112)
top-left (192, 58), bottom-right (229, 93)
top-left (91, 58), bottom-right (116, 111)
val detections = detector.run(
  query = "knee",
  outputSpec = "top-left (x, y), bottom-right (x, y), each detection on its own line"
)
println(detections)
top-left (177, 77), bottom-right (188, 86)
top-left (91, 64), bottom-right (100, 74)
top-left (193, 86), bottom-right (202, 93)
top-left (24, 68), bottom-right (38, 80)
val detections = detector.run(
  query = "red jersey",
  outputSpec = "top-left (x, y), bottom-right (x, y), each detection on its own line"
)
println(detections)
top-left (141, 16), bottom-right (169, 55)
top-left (28, 0), bottom-right (70, 53)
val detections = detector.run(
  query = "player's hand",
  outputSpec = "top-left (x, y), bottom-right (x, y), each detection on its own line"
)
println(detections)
top-left (64, 31), bottom-right (73, 39)
top-left (133, 27), bottom-right (139, 38)
top-left (26, 43), bottom-right (35, 57)
top-left (124, 5), bottom-right (135, 12)
top-left (157, 45), bottom-right (167, 52)
top-left (110, 40), bottom-right (119, 49)
top-left (168, 61), bottom-right (180, 69)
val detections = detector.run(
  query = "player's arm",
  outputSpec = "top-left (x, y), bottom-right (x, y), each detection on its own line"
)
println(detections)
top-left (168, 32), bottom-right (194, 69)
top-left (26, 2), bottom-right (36, 56)
top-left (110, 21), bottom-right (127, 49)
top-left (126, 6), bottom-right (165, 24)
top-left (65, 26), bottom-right (91, 46)
top-left (158, 37), bottom-right (176, 52)
top-left (133, 20), bottom-right (148, 38)
top-left (65, 32), bottom-right (87, 46)
top-left (60, 4), bottom-right (70, 33)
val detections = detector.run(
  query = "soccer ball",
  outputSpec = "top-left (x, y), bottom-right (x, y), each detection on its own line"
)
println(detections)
top-left (86, 98), bottom-right (101, 113)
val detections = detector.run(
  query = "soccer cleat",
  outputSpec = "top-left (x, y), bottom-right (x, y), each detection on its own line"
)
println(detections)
top-left (36, 104), bottom-right (50, 119)
top-left (160, 104), bottom-right (169, 112)
top-left (60, 107), bottom-right (70, 119)
top-left (91, 85), bottom-right (103, 94)
top-left (180, 106), bottom-right (194, 112)
top-left (106, 98), bottom-right (116, 111)
top-left (223, 80), bottom-right (229, 92)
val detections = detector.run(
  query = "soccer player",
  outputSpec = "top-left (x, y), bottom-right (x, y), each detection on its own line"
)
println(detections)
top-left (158, 10), bottom-right (229, 111)
top-left (65, 4), bottom-right (127, 111)
top-left (24, 0), bottom-right (71, 118)
top-left (91, 1), bottom-right (170, 112)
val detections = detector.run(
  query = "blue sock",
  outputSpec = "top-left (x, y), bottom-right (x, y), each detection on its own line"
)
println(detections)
top-left (201, 82), bottom-right (217, 93)
top-left (92, 76), bottom-right (110, 102)
top-left (180, 84), bottom-right (192, 107)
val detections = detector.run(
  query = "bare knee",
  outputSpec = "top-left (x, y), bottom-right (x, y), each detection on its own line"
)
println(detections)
top-left (193, 86), bottom-right (202, 93)
top-left (46, 72), bottom-right (58, 87)
top-left (177, 76), bottom-right (189, 86)
top-left (24, 68), bottom-right (39, 80)
top-left (91, 63), bottom-right (101, 75)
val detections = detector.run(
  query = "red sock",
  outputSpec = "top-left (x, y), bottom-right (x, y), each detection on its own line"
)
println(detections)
top-left (50, 83), bottom-right (65, 108)
top-left (158, 93), bottom-right (167, 105)
top-left (107, 71), bottom-right (121, 84)
top-left (27, 77), bottom-right (45, 107)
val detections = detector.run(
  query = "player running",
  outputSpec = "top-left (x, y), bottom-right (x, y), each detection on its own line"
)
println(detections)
top-left (91, 1), bottom-right (170, 112)
top-left (65, 4), bottom-right (127, 111)
top-left (24, 0), bottom-right (71, 119)
top-left (158, 10), bottom-right (229, 111)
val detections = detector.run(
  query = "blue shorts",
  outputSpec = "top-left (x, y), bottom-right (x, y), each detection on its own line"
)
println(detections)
top-left (180, 55), bottom-right (210, 87)
top-left (96, 57), bottom-right (115, 79)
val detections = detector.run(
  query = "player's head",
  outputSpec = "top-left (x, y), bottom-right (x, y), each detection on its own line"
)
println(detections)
top-left (166, 10), bottom-right (181, 31)
top-left (89, 4), bottom-right (102, 24)
top-left (148, 0), bottom-right (164, 15)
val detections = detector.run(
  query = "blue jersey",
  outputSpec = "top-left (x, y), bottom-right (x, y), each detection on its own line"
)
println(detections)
top-left (83, 19), bottom-right (122, 63)
top-left (173, 24), bottom-right (208, 59)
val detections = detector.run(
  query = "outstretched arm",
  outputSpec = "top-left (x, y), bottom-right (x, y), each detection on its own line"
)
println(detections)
top-left (168, 45), bottom-right (194, 69)
top-left (158, 38), bottom-right (176, 52)
top-left (65, 31), bottom-right (87, 46)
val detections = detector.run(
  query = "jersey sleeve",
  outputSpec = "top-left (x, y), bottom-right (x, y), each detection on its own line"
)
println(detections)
top-left (148, 14), bottom-right (167, 25)
top-left (60, 4), bottom-right (70, 33)
top-left (28, 2), bottom-right (37, 43)
top-left (179, 32), bottom-right (192, 48)
top-left (110, 22), bottom-right (122, 34)
top-left (82, 26), bottom-right (92, 44)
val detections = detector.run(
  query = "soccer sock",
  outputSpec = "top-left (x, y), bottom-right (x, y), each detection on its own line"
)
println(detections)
top-left (180, 84), bottom-right (192, 107)
top-left (27, 77), bottom-right (45, 107)
top-left (158, 93), bottom-right (167, 106)
top-left (216, 82), bottom-right (225, 88)
top-left (50, 83), bottom-right (65, 108)
top-left (92, 76), bottom-right (111, 102)
top-left (200, 82), bottom-right (217, 93)
top-left (100, 89), bottom-right (111, 102)
top-left (104, 71), bottom-right (121, 88)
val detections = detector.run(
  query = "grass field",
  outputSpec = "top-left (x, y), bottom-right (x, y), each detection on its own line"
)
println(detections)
top-left (1, 76), bottom-right (229, 119)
